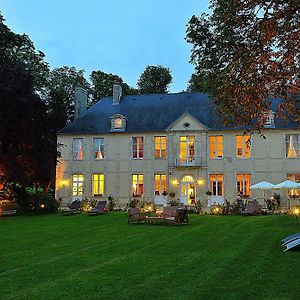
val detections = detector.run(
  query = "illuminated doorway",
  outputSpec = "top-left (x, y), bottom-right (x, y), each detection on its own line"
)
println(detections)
top-left (180, 175), bottom-right (196, 205)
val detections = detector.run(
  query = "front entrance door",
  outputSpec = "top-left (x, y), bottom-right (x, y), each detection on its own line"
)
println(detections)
top-left (180, 176), bottom-right (196, 205)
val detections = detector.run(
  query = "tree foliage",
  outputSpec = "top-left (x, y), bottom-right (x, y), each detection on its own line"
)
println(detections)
top-left (0, 13), bottom-right (49, 89)
top-left (46, 66), bottom-right (90, 126)
top-left (137, 65), bottom-right (172, 94)
top-left (187, 73), bottom-right (211, 93)
top-left (90, 70), bottom-right (137, 102)
top-left (0, 62), bottom-right (57, 193)
top-left (186, 0), bottom-right (300, 129)
top-left (0, 13), bottom-right (56, 199)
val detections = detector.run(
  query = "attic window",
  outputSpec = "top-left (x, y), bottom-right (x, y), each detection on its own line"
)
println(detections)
top-left (263, 111), bottom-right (275, 127)
top-left (114, 117), bottom-right (122, 129)
top-left (183, 122), bottom-right (190, 128)
top-left (111, 114), bottom-right (126, 132)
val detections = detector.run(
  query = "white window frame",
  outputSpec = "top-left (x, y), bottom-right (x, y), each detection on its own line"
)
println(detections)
top-left (236, 135), bottom-right (251, 159)
top-left (92, 174), bottom-right (104, 197)
top-left (132, 174), bottom-right (144, 197)
top-left (285, 134), bottom-right (300, 158)
top-left (93, 138), bottom-right (105, 160)
top-left (154, 174), bottom-right (167, 196)
top-left (209, 135), bottom-right (223, 159)
top-left (72, 174), bottom-right (84, 196)
top-left (179, 135), bottom-right (195, 163)
top-left (132, 137), bottom-right (144, 159)
top-left (154, 136), bottom-right (167, 159)
top-left (236, 174), bottom-right (251, 197)
top-left (72, 138), bottom-right (84, 160)
top-left (209, 174), bottom-right (224, 196)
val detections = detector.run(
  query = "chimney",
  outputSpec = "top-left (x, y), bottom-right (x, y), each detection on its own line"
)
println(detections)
top-left (74, 87), bottom-right (87, 119)
top-left (113, 79), bottom-right (122, 105)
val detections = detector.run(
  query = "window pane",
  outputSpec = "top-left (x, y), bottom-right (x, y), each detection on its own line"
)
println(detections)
top-left (209, 136), bottom-right (216, 158)
top-left (94, 138), bottom-right (104, 159)
top-left (73, 139), bottom-right (83, 160)
top-left (72, 174), bottom-right (84, 196)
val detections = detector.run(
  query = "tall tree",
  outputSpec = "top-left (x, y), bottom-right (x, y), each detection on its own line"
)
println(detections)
top-left (187, 73), bottom-right (211, 93)
top-left (0, 13), bottom-right (49, 90)
top-left (0, 61), bottom-right (57, 195)
top-left (186, 0), bottom-right (300, 129)
top-left (0, 13), bottom-right (56, 201)
top-left (90, 70), bottom-right (137, 102)
top-left (137, 65), bottom-right (172, 94)
top-left (46, 66), bottom-right (90, 126)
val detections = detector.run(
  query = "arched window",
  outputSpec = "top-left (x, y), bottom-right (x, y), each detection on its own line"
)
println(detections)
top-left (181, 176), bottom-right (194, 183)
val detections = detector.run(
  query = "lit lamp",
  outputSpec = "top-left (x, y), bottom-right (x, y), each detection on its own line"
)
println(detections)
top-left (293, 207), bottom-right (300, 220)
top-left (197, 179), bottom-right (204, 185)
top-left (40, 204), bottom-right (45, 209)
top-left (172, 179), bottom-right (179, 185)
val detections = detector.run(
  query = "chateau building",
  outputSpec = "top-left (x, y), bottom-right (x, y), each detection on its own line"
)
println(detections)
top-left (55, 84), bottom-right (300, 207)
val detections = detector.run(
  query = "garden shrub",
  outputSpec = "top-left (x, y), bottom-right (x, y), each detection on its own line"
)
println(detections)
top-left (107, 195), bottom-right (116, 211)
top-left (26, 192), bottom-right (59, 214)
top-left (128, 198), bottom-right (140, 208)
top-left (169, 199), bottom-right (180, 206)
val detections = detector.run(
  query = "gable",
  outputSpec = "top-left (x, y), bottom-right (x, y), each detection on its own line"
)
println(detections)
top-left (166, 112), bottom-right (209, 132)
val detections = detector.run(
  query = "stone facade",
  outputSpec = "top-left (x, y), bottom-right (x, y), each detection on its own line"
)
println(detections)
top-left (56, 111), bottom-right (300, 208)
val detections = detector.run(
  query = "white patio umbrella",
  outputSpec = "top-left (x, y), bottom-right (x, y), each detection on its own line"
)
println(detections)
top-left (273, 180), bottom-right (300, 189)
top-left (250, 181), bottom-right (275, 190)
top-left (273, 180), bottom-right (300, 208)
top-left (250, 181), bottom-right (275, 199)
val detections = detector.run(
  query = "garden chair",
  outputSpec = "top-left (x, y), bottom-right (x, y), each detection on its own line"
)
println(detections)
top-left (128, 207), bottom-right (146, 224)
top-left (61, 200), bottom-right (81, 215)
top-left (88, 200), bottom-right (108, 215)
top-left (163, 206), bottom-right (178, 218)
top-left (284, 238), bottom-right (300, 252)
top-left (241, 200), bottom-right (260, 215)
top-left (164, 207), bottom-right (189, 225)
top-left (282, 232), bottom-right (300, 245)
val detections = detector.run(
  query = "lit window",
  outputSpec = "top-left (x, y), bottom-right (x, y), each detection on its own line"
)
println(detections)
top-left (92, 174), bottom-right (104, 196)
top-left (287, 174), bottom-right (300, 197)
top-left (236, 135), bottom-right (251, 158)
top-left (209, 135), bottom-right (223, 158)
top-left (179, 136), bottom-right (195, 163)
top-left (93, 138), bottom-right (105, 159)
top-left (154, 174), bottom-right (166, 196)
top-left (132, 174), bottom-right (143, 196)
top-left (209, 174), bottom-right (224, 196)
top-left (132, 137), bottom-right (144, 159)
top-left (286, 134), bottom-right (300, 158)
top-left (236, 174), bottom-right (251, 197)
top-left (111, 115), bottom-right (126, 131)
top-left (114, 118), bottom-right (122, 129)
top-left (263, 111), bottom-right (274, 126)
top-left (72, 174), bottom-right (84, 196)
top-left (73, 138), bottom-right (84, 160)
top-left (154, 136), bottom-right (166, 159)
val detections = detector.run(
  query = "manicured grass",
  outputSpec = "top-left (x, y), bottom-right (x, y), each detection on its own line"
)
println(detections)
top-left (1, 213), bottom-right (300, 300)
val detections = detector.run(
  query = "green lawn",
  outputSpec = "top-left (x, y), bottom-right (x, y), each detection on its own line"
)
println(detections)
top-left (1, 213), bottom-right (300, 300)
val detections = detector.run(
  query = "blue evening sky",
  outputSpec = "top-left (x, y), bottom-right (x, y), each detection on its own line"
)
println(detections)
top-left (1, 0), bottom-right (210, 92)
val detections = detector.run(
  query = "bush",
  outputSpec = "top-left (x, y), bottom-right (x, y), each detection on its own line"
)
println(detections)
top-left (169, 199), bottom-right (180, 206)
top-left (26, 192), bottom-right (59, 214)
top-left (81, 198), bottom-right (90, 212)
top-left (127, 198), bottom-right (140, 208)
top-left (195, 200), bottom-right (203, 214)
top-left (107, 195), bottom-right (116, 211)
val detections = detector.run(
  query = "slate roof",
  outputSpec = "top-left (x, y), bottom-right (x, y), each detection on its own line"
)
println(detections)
top-left (59, 93), bottom-right (299, 134)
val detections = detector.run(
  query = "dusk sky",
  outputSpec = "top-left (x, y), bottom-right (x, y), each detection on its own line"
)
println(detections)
top-left (1, 0), bottom-right (210, 92)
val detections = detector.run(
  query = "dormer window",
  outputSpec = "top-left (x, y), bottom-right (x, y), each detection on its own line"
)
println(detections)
top-left (114, 117), bottom-right (122, 129)
top-left (111, 114), bottom-right (126, 132)
top-left (263, 110), bottom-right (275, 128)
